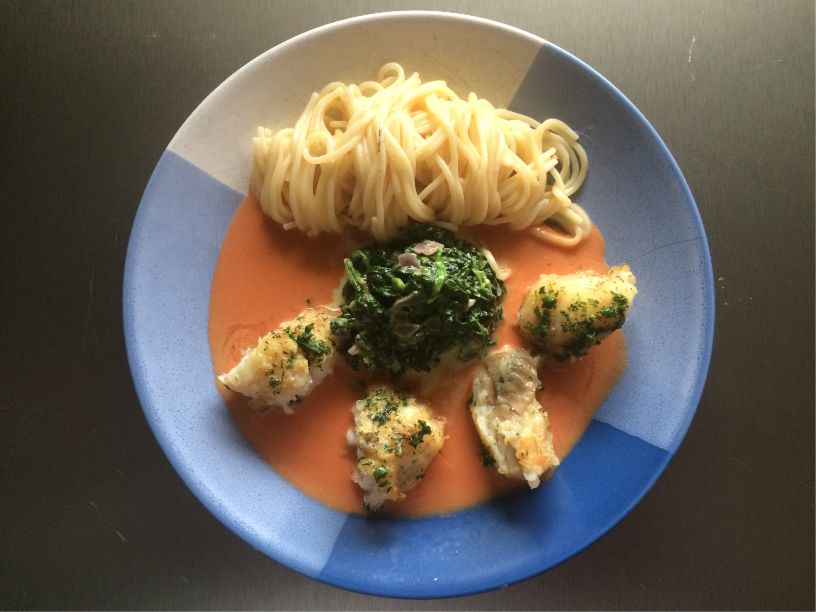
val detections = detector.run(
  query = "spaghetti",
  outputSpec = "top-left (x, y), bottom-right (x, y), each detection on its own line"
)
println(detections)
top-left (251, 63), bottom-right (590, 245)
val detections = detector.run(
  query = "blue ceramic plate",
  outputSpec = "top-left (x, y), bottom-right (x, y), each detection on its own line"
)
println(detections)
top-left (124, 12), bottom-right (714, 598)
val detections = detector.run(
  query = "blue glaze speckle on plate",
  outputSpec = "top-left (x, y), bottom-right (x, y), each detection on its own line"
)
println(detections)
top-left (124, 12), bottom-right (714, 598)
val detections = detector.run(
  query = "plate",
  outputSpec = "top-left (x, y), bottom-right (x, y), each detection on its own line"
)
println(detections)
top-left (124, 11), bottom-right (714, 598)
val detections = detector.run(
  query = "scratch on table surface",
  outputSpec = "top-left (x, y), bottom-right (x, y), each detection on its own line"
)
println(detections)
top-left (89, 501), bottom-right (101, 519)
top-left (82, 265), bottom-right (96, 359)
top-left (748, 59), bottom-right (783, 71)
top-left (688, 35), bottom-right (696, 81)
top-left (115, 529), bottom-right (129, 544)
top-left (181, 576), bottom-right (190, 585)
top-left (91, 321), bottom-right (100, 350)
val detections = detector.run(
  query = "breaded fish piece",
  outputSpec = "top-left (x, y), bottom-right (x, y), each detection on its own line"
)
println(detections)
top-left (470, 346), bottom-right (559, 488)
top-left (349, 385), bottom-right (445, 512)
top-left (517, 265), bottom-right (637, 361)
top-left (218, 307), bottom-right (337, 413)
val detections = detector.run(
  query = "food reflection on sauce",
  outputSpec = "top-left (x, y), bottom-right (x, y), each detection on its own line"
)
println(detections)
top-left (208, 195), bottom-right (627, 517)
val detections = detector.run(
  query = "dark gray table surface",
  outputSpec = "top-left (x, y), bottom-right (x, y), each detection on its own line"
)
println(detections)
top-left (1, 1), bottom-right (813, 609)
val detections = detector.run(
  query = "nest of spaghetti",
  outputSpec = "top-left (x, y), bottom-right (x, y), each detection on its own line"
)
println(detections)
top-left (251, 63), bottom-right (590, 245)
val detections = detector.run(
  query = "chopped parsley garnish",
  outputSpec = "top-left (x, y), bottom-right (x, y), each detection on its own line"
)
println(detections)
top-left (370, 401), bottom-right (397, 426)
top-left (288, 323), bottom-right (330, 364)
top-left (409, 420), bottom-right (432, 447)
top-left (556, 293), bottom-right (630, 360)
top-left (331, 224), bottom-right (505, 375)
top-left (527, 286), bottom-right (559, 337)
top-left (539, 286), bottom-right (559, 309)
top-left (364, 387), bottom-right (406, 425)
top-left (598, 293), bottom-right (629, 319)
top-left (372, 466), bottom-right (389, 481)
top-left (265, 368), bottom-right (282, 389)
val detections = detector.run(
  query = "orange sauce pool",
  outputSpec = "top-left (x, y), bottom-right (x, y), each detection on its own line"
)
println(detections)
top-left (208, 195), bottom-right (626, 516)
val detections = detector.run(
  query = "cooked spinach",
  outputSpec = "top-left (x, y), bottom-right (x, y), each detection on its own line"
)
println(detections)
top-left (331, 224), bottom-right (505, 375)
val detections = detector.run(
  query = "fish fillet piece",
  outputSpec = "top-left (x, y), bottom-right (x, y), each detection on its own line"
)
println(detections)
top-left (470, 346), bottom-right (559, 488)
top-left (218, 307), bottom-right (337, 413)
top-left (349, 384), bottom-right (445, 511)
top-left (517, 265), bottom-right (637, 361)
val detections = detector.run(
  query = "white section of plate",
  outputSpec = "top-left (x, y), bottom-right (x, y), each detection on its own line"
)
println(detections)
top-left (166, 11), bottom-right (543, 194)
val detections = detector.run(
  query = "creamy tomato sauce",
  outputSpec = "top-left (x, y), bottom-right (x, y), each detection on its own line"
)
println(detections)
top-left (208, 195), bottom-right (626, 516)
